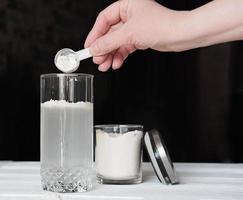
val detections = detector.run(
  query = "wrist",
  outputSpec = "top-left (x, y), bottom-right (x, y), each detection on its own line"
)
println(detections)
top-left (163, 10), bottom-right (197, 52)
top-left (167, 0), bottom-right (243, 52)
top-left (153, 8), bottom-right (194, 52)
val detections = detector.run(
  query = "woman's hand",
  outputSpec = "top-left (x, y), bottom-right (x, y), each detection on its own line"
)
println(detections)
top-left (84, 0), bottom-right (187, 72)
top-left (85, 0), bottom-right (243, 72)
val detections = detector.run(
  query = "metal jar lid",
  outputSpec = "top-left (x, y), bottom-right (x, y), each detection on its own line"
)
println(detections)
top-left (144, 129), bottom-right (179, 185)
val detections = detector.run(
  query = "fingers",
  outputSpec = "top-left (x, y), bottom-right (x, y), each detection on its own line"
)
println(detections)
top-left (98, 54), bottom-right (113, 72)
top-left (108, 21), bottom-right (124, 34)
top-left (93, 55), bottom-right (108, 65)
top-left (112, 51), bottom-right (124, 70)
top-left (95, 44), bottom-right (136, 72)
top-left (84, 0), bottom-right (134, 71)
top-left (112, 45), bottom-right (136, 69)
top-left (89, 25), bottom-right (129, 56)
top-left (92, 22), bottom-right (123, 65)
top-left (84, 1), bottom-right (121, 48)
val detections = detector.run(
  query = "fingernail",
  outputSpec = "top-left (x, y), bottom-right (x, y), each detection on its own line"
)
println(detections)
top-left (98, 65), bottom-right (107, 72)
top-left (112, 64), bottom-right (118, 70)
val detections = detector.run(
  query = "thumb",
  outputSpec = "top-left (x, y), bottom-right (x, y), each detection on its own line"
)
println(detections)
top-left (89, 26), bottom-right (129, 56)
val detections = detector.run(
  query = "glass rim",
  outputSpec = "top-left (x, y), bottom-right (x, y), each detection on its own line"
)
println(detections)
top-left (94, 124), bottom-right (143, 129)
top-left (40, 73), bottom-right (94, 79)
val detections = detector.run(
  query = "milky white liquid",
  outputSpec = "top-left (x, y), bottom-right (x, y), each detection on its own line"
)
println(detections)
top-left (40, 100), bottom-right (93, 192)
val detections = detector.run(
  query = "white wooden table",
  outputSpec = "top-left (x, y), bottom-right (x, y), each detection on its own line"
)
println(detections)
top-left (0, 162), bottom-right (243, 200)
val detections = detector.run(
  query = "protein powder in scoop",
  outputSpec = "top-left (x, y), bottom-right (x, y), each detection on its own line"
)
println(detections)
top-left (54, 48), bottom-right (92, 73)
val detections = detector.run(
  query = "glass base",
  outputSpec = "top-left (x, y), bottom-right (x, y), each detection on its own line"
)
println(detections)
top-left (41, 168), bottom-right (92, 193)
top-left (97, 174), bottom-right (142, 185)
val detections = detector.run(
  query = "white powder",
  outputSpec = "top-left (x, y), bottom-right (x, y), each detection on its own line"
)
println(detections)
top-left (55, 53), bottom-right (79, 73)
top-left (95, 129), bottom-right (143, 180)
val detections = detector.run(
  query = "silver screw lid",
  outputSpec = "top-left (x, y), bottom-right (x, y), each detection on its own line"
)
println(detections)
top-left (144, 129), bottom-right (179, 185)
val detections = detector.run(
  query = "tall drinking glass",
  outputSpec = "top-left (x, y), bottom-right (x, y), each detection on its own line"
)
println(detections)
top-left (40, 74), bottom-right (93, 193)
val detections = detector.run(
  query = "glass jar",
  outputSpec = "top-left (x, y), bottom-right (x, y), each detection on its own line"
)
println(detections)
top-left (95, 125), bottom-right (143, 184)
top-left (40, 73), bottom-right (93, 193)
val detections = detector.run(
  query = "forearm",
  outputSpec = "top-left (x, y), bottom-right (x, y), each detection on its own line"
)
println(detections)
top-left (171, 0), bottom-right (243, 51)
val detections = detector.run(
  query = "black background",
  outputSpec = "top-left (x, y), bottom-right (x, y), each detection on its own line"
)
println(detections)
top-left (0, 0), bottom-right (243, 162)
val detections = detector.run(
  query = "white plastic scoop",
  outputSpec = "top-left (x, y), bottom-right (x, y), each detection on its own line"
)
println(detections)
top-left (54, 48), bottom-right (92, 73)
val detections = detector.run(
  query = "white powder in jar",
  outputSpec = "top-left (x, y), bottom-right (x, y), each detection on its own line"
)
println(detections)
top-left (95, 129), bottom-right (143, 180)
